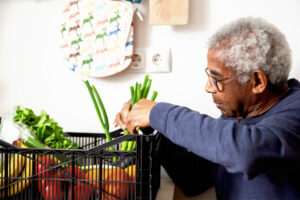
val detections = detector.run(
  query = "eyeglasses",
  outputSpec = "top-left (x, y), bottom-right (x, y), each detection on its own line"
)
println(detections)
top-left (205, 67), bottom-right (236, 92)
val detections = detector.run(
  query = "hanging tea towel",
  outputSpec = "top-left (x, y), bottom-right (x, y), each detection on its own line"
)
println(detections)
top-left (61, 0), bottom-right (134, 77)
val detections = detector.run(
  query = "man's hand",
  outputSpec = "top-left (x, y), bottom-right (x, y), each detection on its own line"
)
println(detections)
top-left (114, 100), bottom-right (131, 130)
top-left (114, 99), bottom-right (157, 134)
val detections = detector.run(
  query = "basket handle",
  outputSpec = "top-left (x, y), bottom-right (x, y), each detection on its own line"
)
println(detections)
top-left (86, 134), bottom-right (136, 154)
top-left (0, 139), bottom-right (17, 149)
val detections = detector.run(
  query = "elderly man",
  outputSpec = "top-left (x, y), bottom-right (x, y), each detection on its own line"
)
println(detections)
top-left (115, 17), bottom-right (300, 199)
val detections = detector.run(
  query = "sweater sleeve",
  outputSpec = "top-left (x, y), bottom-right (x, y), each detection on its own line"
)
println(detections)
top-left (150, 102), bottom-right (300, 179)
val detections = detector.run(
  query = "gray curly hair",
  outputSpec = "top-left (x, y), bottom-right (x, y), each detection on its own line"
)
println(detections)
top-left (207, 17), bottom-right (291, 86)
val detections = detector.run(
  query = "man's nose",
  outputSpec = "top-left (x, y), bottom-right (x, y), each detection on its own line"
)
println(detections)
top-left (205, 79), bottom-right (217, 93)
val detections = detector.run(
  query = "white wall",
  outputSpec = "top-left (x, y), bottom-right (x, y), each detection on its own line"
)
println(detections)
top-left (1, 0), bottom-right (300, 134)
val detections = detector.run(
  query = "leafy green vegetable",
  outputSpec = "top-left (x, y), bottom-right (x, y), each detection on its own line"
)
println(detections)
top-left (14, 106), bottom-right (78, 149)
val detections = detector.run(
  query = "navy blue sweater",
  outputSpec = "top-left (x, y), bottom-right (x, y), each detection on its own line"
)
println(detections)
top-left (150, 79), bottom-right (300, 199)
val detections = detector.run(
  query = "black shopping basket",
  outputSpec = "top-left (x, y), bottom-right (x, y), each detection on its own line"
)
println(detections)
top-left (0, 128), bottom-right (161, 200)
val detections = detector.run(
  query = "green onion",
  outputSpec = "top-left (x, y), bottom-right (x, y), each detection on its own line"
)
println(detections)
top-left (136, 85), bottom-right (141, 102)
top-left (84, 80), bottom-right (114, 152)
top-left (133, 82), bottom-right (139, 104)
top-left (121, 130), bottom-right (129, 151)
top-left (150, 91), bottom-right (158, 101)
top-left (141, 75), bottom-right (149, 97)
top-left (124, 75), bottom-right (158, 151)
top-left (142, 79), bottom-right (152, 99)
top-left (23, 136), bottom-right (46, 149)
top-left (85, 81), bottom-right (105, 130)
top-left (130, 86), bottom-right (135, 107)
top-left (92, 86), bottom-right (110, 136)
top-left (126, 138), bottom-right (135, 151)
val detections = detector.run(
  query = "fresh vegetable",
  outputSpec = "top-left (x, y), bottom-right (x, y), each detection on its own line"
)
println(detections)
top-left (124, 164), bottom-right (136, 181)
top-left (35, 156), bottom-right (57, 193)
top-left (68, 181), bottom-right (94, 200)
top-left (12, 139), bottom-right (30, 148)
top-left (40, 171), bottom-right (65, 200)
top-left (36, 156), bottom-right (56, 179)
top-left (85, 167), bottom-right (104, 191)
top-left (102, 167), bottom-right (130, 200)
top-left (124, 75), bottom-right (158, 151)
top-left (84, 80), bottom-right (118, 159)
top-left (65, 165), bottom-right (86, 180)
top-left (65, 165), bottom-right (94, 200)
top-left (84, 166), bottom-right (134, 198)
top-left (14, 106), bottom-right (78, 149)
top-left (84, 80), bottom-right (114, 152)
top-left (38, 164), bottom-right (94, 200)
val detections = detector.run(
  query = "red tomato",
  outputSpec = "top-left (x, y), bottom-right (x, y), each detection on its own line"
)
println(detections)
top-left (35, 156), bottom-right (56, 178)
top-left (65, 165), bottom-right (94, 200)
top-left (64, 165), bottom-right (85, 180)
top-left (35, 156), bottom-right (56, 193)
top-left (68, 182), bottom-right (94, 200)
top-left (41, 171), bottom-right (65, 200)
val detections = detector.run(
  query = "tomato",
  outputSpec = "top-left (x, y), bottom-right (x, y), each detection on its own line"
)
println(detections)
top-left (65, 166), bottom-right (94, 200)
top-left (35, 156), bottom-right (56, 193)
top-left (64, 165), bottom-right (85, 180)
top-left (41, 171), bottom-right (65, 200)
top-left (35, 156), bottom-right (56, 179)
top-left (68, 182), bottom-right (94, 200)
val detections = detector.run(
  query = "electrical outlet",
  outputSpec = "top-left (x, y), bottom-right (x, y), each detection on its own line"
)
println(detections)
top-left (146, 48), bottom-right (171, 73)
top-left (127, 48), bottom-right (171, 73)
top-left (152, 54), bottom-right (163, 66)
top-left (128, 50), bottom-right (145, 72)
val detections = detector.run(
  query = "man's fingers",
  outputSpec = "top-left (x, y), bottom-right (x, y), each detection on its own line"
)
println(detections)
top-left (127, 124), bottom-right (138, 135)
top-left (126, 118), bottom-right (138, 134)
top-left (122, 100), bottom-right (132, 112)
top-left (114, 113), bottom-right (126, 130)
top-left (113, 113), bottom-right (120, 127)
top-left (114, 100), bottom-right (133, 130)
top-left (120, 100), bottom-right (131, 122)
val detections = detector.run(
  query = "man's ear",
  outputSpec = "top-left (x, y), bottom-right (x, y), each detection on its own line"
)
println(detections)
top-left (251, 70), bottom-right (267, 94)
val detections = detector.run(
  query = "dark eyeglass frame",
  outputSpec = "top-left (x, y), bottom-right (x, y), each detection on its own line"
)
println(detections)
top-left (205, 67), bottom-right (236, 92)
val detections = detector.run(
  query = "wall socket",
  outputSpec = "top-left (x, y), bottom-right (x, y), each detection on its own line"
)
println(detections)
top-left (127, 48), bottom-right (171, 73)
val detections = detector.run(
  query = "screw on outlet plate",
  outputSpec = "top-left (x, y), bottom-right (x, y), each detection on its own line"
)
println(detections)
top-left (152, 54), bottom-right (163, 66)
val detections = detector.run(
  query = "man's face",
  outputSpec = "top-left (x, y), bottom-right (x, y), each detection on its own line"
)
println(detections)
top-left (205, 48), bottom-right (253, 119)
